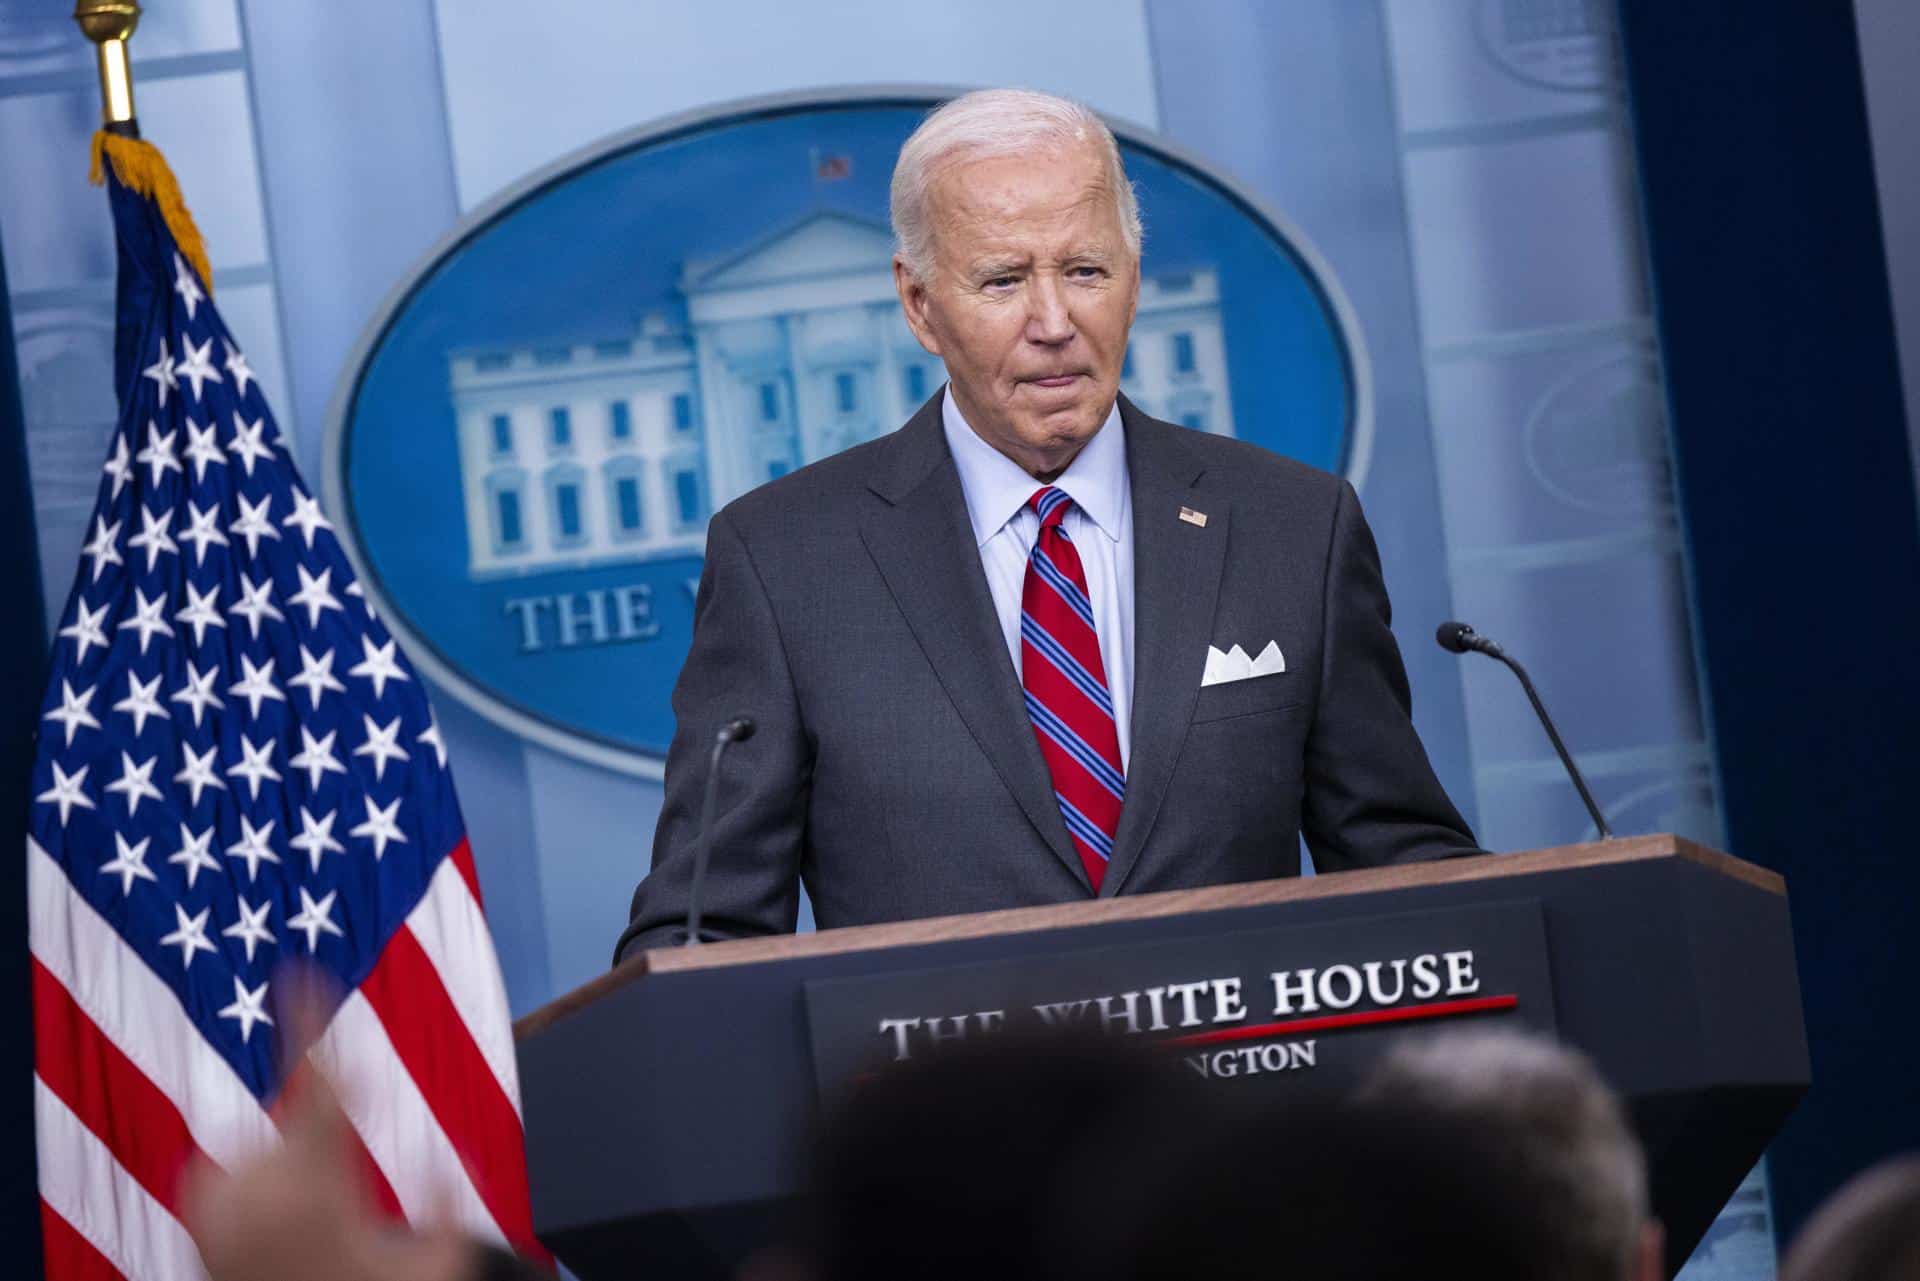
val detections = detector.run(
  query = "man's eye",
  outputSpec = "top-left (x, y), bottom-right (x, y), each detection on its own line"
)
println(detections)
top-left (984, 276), bottom-right (1017, 289)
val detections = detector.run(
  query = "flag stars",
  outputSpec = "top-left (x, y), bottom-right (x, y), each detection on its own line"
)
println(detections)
top-left (175, 580), bottom-right (226, 645)
top-left (179, 502), bottom-right (229, 565)
top-left (289, 726), bottom-right (348, 791)
top-left (288, 645), bottom-right (347, 710)
top-left (222, 897), bottom-right (275, 964)
top-left (60, 599), bottom-right (111, 664)
top-left (227, 734), bottom-right (282, 800)
top-left (171, 661), bottom-right (226, 728)
top-left (103, 750), bottom-right (163, 816)
top-left (122, 587), bottom-right (175, 654)
top-left (230, 574), bottom-right (286, 639)
top-left (35, 761), bottom-right (95, 827)
top-left (182, 418), bottom-right (225, 481)
top-left (99, 832), bottom-right (158, 896)
top-left (283, 491), bottom-right (332, 549)
top-left (142, 338), bottom-right (177, 408)
top-left (350, 794), bottom-right (407, 861)
top-left (136, 424), bottom-right (182, 488)
top-left (127, 504), bottom-right (178, 571)
top-left (159, 903), bottom-right (218, 971)
top-left (418, 715), bottom-right (447, 769)
top-left (112, 670), bottom-right (170, 736)
top-left (349, 636), bottom-right (409, 700)
top-left (287, 887), bottom-right (345, 952)
top-left (229, 492), bottom-right (281, 558)
top-left (166, 822), bottom-right (221, 889)
top-left (43, 679), bottom-right (101, 747)
top-left (172, 252), bottom-right (205, 321)
top-left (228, 653), bottom-right (286, 718)
top-left (223, 340), bottom-right (256, 399)
top-left (81, 516), bottom-right (123, 583)
top-left (102, 434), bottom-right (132, 500)
top-left (175, 335), bottom-right (222, 401)
top-left (288, 565), bottom-right (345, 630)
top-left (224, 815), bottom-right (280, 882)
top-left (355, 714), bottom-right (410, 781)
top-left (173, 741), bottom-right (227, 807)
top-left (228, 414), bottom-right (273, 476)
top-left (290, 805), bottom-right (345, 873)
top-left (218, 977), bottom-right (273, 1044)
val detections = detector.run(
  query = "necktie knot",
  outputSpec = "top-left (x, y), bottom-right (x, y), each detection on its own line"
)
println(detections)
top-left (1028, 486), bottom-right (1073, 531)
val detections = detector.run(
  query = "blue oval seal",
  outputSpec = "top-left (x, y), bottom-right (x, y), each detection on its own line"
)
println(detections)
top-left (324, 89), bottom-right (1371, 777)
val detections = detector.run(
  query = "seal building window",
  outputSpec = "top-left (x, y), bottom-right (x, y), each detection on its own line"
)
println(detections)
top-left (489, 413), bottom-right (513, 457)
top-left (549, 407), bottom-right (573, 450)
top-left (673, 465), bottom-right (707, 530)
top-left (672, 392), bottom-right (695, 432)
top-left (759, 382), bottom-right (781, 422)
top-left (604, 457), bottom-right (645, 540)
top-left (834, 371), bottom-right (857, 414)
top-left (904, 364), bottom-right (927, 403)
top-left (1172, 331), bottom-right (1196, 375)
top-left (545, 463), bottom-right (587, 548)
top-left (484, 467), bottom-right (528, 556)
top-left (609, 401), bottom-right (632, 442)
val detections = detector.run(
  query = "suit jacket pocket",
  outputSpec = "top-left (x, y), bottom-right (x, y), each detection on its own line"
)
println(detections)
top-left (1190, 673), bottom-right (1306, 724)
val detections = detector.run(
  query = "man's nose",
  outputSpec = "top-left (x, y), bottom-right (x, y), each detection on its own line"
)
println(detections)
top-left (1025, 275), bottom-right (1075, 345)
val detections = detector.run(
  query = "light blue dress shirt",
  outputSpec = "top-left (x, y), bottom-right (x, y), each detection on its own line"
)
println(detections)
top-left (941, 388), bottom-right (1135, 770)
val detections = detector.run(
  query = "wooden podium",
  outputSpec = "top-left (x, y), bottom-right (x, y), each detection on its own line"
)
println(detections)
top-left (515, 835), bottom-right (1808, 1279)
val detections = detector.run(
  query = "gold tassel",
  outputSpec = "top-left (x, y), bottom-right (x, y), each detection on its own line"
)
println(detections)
top-left (90, 131), bottom-right (214, 300)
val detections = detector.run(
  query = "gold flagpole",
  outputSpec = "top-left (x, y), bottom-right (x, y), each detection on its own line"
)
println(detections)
top-left (72, 0), bottom-right (214, 298)
top-left (73, 0), bottom-right (142, 132)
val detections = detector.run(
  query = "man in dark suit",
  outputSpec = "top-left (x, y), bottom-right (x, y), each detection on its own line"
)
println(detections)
top-left (616, 89), bottom-right (1475, 960)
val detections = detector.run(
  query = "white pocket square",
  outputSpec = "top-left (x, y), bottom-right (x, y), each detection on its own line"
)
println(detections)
top-left (1202, 641), bottom-right (1286, 687)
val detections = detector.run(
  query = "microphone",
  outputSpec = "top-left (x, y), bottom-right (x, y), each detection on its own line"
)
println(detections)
top-left (1435, 622), bottom-right (1614, 840)
top-left (682, 717), bottom-right (756, 947)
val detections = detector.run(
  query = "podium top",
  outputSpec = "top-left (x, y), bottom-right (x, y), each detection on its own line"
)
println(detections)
top-left (516, 833), bottom-right (1777, 1040)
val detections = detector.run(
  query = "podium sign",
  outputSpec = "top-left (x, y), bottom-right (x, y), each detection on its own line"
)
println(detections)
top-left (804, 899), bottom-right (1556, 1092)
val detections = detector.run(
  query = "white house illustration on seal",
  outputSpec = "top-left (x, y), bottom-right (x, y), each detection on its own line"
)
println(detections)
top-left (448, 211), bottom-right (1235, 580)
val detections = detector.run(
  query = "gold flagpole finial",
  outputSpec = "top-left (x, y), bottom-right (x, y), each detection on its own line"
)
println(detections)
top-left (73, 1), bottom-right (141, 128)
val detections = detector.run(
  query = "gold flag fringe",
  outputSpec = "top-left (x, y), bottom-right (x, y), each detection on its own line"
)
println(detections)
top-left (90, 131), bottom-right (214, 299)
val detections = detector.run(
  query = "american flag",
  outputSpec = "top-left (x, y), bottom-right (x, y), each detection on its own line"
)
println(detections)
top-left (28, 139), bottom-right (541, 1277)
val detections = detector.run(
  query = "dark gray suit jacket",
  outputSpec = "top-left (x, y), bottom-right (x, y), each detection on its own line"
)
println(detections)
top-left (617, 394), bottom-right (1475, 958)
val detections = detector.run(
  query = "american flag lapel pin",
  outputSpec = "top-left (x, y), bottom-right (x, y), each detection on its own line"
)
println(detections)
top-left (1178, 506), bottom-right (1208, 528)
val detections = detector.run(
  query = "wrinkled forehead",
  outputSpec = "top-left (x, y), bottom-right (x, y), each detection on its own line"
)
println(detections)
top-left (925, 140), bottom-right (1125, 245)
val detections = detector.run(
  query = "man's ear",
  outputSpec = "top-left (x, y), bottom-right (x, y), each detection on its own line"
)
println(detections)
top-left (894, 256), bottom-right (943, 357)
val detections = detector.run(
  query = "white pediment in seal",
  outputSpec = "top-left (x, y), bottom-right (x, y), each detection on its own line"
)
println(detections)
top-left (683, 212), bottom-right (895, 293)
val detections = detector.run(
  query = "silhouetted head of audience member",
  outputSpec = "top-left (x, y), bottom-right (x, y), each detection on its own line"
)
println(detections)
top-left (1354, 1028), bottom-right (1663, 1281)
top-left (1781, 1156), bottom-right (1920, 1281)
top-left (1106, 1027), bottom-right (1661, 1281)
top-left (758, 1031), bottom-right (1220, 1281)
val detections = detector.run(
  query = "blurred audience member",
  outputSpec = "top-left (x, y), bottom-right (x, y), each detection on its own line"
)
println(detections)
top-left (1780, 1156), bottom-right (1920, 1281)
top-left (757, 1032), bottom-right (1219, 1281)
top-left (181, 972), bottom-right (547, 1281)
top-left (1356, 1028), bottom-right (1664, 1281)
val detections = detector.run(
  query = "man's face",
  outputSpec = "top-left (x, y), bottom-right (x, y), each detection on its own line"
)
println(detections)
top-left (895, 140), bottom-right (1140, 479)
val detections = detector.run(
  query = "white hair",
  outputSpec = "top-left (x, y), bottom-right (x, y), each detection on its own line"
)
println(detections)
top-left (1359, 1029), bottom-right (1649, 1281)
top-left (889, 88), bottom-right (1142, 283)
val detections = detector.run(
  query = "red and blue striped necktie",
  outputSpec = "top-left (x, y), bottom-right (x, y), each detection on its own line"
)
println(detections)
top-left (1020, 486), bottom-right (1125, 891)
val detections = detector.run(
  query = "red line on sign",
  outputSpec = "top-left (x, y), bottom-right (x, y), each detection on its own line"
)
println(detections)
top-left (1164, 994), bottom-right (1519, 1048)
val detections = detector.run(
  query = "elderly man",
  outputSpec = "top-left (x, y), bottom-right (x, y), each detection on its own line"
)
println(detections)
top-left (616, 88), bottom-right (1474, 958)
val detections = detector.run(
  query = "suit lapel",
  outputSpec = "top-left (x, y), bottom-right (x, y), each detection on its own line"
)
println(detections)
top-left (858, 398), bottom-right (1090, 889)
top-left (1102, 401), bottom-right (1229, 897)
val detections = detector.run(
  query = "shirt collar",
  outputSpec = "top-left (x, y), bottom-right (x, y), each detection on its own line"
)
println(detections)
top-left (941, 386), bottom-right (1127, 547)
